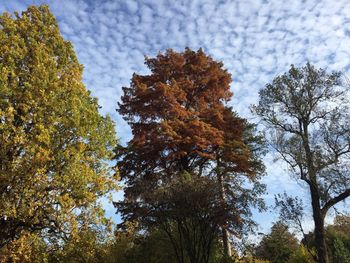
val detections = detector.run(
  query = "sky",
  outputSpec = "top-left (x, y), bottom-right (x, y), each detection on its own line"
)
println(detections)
top-left (1, 0), bottom-right (349, 236)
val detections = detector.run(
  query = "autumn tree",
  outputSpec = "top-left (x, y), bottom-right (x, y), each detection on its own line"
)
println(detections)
top-left (48, 228), bottom-right (113, 263)
top-left (0, 5), bottom-right (117, 248)
top-left (116, 48), bottom-right (265, 261)
top-left (0, 232), bottom-right (48, 263)
top-left (252, 63), bottom-right (350, 263)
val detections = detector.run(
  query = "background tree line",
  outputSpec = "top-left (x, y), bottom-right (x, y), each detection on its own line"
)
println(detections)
top-left (0, 5), bottom-right (349, 263)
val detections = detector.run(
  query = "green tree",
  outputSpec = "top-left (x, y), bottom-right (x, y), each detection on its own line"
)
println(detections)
top-left (252, 63), bottom-right (350, 263)
top-left (302, 215), bottom-right (350, 263)
top-left (255, 221), bottom-right (299, 263)
top-left (116, 174), bottom-right (233, 263)
top-left (326, 215), bottom-right (350, 263)
top-left (288, 245), bottom-right (316, 263)
top-left (107, 224), bottom-right (178, 263)
top-left (328, 233), bottom-right (350, 263)
top-left (0, 5), bottom-right (117, 249)
top-left (106, 219), bottom-right (230, 263)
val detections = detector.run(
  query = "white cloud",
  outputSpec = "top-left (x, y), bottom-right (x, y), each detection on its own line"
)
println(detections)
top-left (2, 0), bottom-right (349, 233)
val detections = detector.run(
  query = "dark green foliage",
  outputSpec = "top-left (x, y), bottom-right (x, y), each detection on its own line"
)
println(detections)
top-left (106, 227), bottom-right (178, 263)
top-left (116, 174), bottom-right (234, 263)
top-left (254, 222), bottom-right (299, 263)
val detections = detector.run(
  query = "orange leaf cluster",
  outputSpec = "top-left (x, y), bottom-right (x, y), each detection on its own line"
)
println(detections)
top-left (118, 48), bottom-right (256, 194)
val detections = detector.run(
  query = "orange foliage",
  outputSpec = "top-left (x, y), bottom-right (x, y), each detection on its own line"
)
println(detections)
top-left (118, 48), bottom-right (254, 185)
top-left (116, 49), bottom-right (266, 259)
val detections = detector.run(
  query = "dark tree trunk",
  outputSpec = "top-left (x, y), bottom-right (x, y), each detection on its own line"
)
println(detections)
top-left (302, 121), bottom-right (329, 263)
top-left (217, 171), bottom-right (232, 258)
top-left (309, 183), bottom-right (329, 263)
top-left (222, 228), bottom-right (232, 258)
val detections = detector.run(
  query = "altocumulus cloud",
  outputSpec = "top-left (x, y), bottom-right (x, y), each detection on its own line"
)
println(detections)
top-left (1, 0), bottom-right (349, 233)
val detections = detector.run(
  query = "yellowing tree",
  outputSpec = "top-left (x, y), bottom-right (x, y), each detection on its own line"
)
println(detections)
top-left (0, 232), bottom-right (48, 263)
top-left (0, 5), bottom-right (117, 248)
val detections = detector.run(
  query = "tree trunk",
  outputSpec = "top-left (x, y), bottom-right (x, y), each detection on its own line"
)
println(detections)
top-left (222, 228), bottom-right (232, 258)
top-left (217, 172), bottom-right (232, 258)
top-left (302, 121), bottom-right (329, 263)
top-left (310, 184), bottom-right (329, 263)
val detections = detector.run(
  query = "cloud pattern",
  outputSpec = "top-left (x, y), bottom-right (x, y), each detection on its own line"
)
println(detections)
top-left (1, 0), bottom-right (349, 233)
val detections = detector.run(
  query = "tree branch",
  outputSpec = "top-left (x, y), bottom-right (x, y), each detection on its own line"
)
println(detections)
top-left (321, 188), bottom-right (350, 215)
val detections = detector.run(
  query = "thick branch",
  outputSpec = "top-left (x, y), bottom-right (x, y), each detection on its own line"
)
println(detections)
top-left (321, 188), bottom-right (350, 215)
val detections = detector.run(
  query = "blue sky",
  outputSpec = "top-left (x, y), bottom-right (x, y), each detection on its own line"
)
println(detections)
top-left (1, 0), bottom-right (349, 235)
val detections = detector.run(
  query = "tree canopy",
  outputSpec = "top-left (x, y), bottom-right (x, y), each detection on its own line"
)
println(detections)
top-left (117, 48), bottom-right (263, 180)
top-left (252, 63), bottom-right (350, 263)
top-left (254, 221), bottom-right (299, 263)
top-left (116, 48), bottom-right (266, 262)
top-left (0, 5), bottom-right (117, 248)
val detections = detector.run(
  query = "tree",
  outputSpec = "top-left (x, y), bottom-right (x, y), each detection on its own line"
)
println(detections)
top-left (301, 215), bottom-right (350, 263)
top-left (116, 48), bottom-right (265, 261)
top-left (254, 221), bottom-right (299, 263)
top-left (274, 193), bottom-right (306, 236)
top-left (252, 63), bottom-right (350, 263)
top-left (332, 214), bottom-right (350, 236)
top-left (0, 5), bottom-right (117, 248)
top-left (0, 232), bottom-right (48, 263)
top-left (326, 227), bottom-right (350, 263)
top-left (48, 228), bottom-right (113, 263)
top-left (118, 174), bottom-right (234, 263)
top-left (287, 245), bottom-right (316, 263)
top-left (274, 193), bottom-right (318, 262)
top-left (108, 225), bottom-right (178, 263)
top-left (108, 217), bottom-right (231, 263)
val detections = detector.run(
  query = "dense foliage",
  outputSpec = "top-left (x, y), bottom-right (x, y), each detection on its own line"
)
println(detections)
top-left (254, 222), bottom-right (299, 262)
top-left (116, 48), bottom-right (266, 262)
top-left (0, 5), bottom-right (117, 251)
